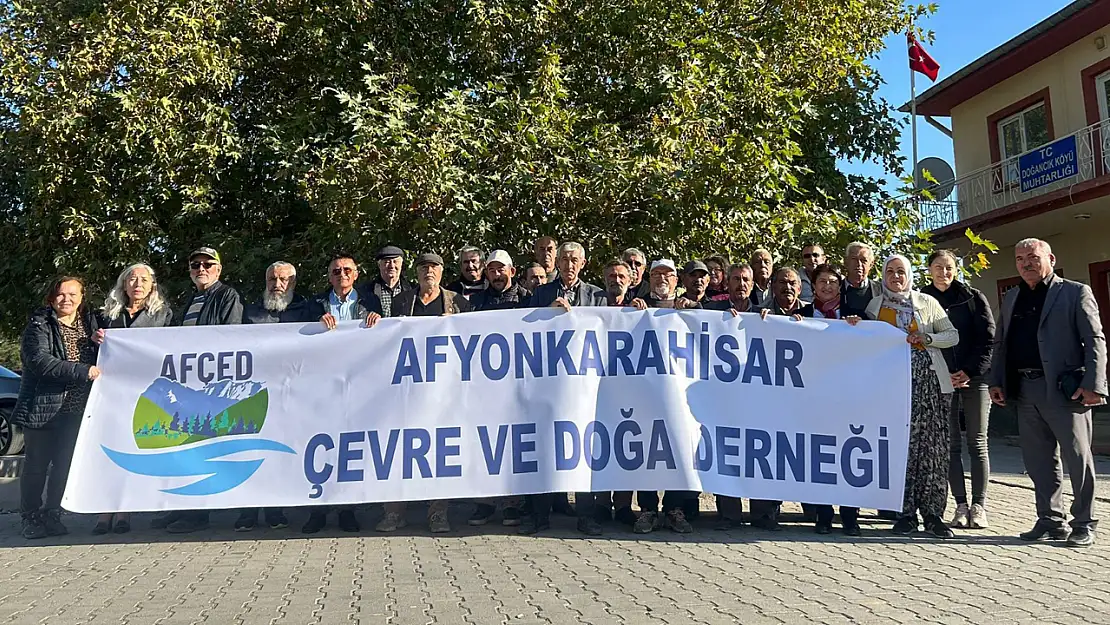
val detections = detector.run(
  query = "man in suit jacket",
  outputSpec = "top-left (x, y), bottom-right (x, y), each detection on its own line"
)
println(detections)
top-left (520, 242), bottom-right (606, 536)
top-left (989, 238), bottom-right (1107, 547)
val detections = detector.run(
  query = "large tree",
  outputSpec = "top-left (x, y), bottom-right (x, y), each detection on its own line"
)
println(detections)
top-left (0, 0), bottom-right (924, 331)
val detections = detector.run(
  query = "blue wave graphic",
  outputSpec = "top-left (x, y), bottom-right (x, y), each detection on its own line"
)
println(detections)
top-left (103, 438), bottom-right (296, 496)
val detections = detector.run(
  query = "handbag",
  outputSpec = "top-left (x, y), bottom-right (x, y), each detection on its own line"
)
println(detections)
top-left (1057, 367), bottom-right (1086, 403)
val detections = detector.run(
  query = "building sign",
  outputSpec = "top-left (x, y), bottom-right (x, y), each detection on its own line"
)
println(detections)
top-left (1019, 135), bottom-right (1077, 192)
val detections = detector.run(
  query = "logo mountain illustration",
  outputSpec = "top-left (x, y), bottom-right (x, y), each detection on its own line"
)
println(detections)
top-left (132, 377), bottom-right (270, 449)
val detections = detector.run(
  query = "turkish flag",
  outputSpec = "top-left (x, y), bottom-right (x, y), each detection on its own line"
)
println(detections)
top-left (908, 33), bottom-right (940, 82)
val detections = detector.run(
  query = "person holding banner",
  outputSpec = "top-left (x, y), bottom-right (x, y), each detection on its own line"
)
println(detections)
top-left (860, 255), bottom-right (959, 539)
top-left (749, 249), bottom-right (774, 308)
top-left (14, 276), bottom-right (102, 539)
top-left (749, 267), bottom-right (813, 531)
top-left (468, 250), bottom-right (530, 527)
top-left (153, 246), bottom-right (244, 534)
top-left (367, 245), bottom-right (415, 318)
top-left (91, 263), bottom-right (173, 535)
top-left (521, 242), bottom-right (607, 535)
top-left (376, 252), bottom-right (472, 534)
top-left (632, 259), bottom-right (697, 535)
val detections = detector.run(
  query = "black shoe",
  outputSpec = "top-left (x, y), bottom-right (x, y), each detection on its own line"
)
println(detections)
top-left (891, 516), bottom-right (917, 535)
top-left (842, 522), bottom-right (862, 537)
top-left (92, 520), bottom-right (111, 535)
top-left (301, 512), bottom-right (327, 534)
top-left (877, 510), bottom-right (900, 521)
top-left (1067, 527), bottom-right (1095, 548)
top-left (22, 513), bottom-right (47, 540)
top-left (265, 511), bottom-right (289, 530)
top-left (577, 518), bottom-right (603, 536)
top-left (815, 521), bottom-right (832, 535)
top-left (614, 507), bottom-right (638, 527)
top-left (234, 512), bottom-right (258, 532)
top-left (1019, 520), bottom-right (1069, 541)
top-left (337, 510), bottom-right (360, 532)
top-left (113, 518), bottom-right (131, 534)
top-left (925, 515), bottom-right (955, 539)
top-left (43, 509), bottom-right (68, 536)
top-left (468, 504), bottom-right (496, 526)
top-left (166, 515), bottom-right (209, 534)
top-left (502, 507), bottom-right (521, 527)
top-left (552, 497), bottom-right (576, 517)
top-left (518, 516), bottom-right (551, 535)
top-left (150, 511), bottom-right (183, 529)
top-left (751, 517), bottom-right (782, 531)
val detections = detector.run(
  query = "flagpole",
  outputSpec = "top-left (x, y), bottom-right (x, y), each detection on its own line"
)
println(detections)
top-left (910, 32), bottom-right (920, 217)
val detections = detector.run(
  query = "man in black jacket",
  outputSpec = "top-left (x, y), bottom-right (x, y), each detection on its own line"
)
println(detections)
top-left (156, 247), bottom-right (244, 534)
top-left (367, 245), bottom-right (416, 318)
top-left (841, 242), bottom-right (882, 318)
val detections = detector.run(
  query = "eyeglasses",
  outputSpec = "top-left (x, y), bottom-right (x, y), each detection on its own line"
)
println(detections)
top-left (816, 278), bottom-right (840, 286)
top-left (331, 267), bottom-right (356, 276)
top-left (803, 253), bottom-right (824, 259)
top-left (189, 261), bottom-right (218, 270)
top-left (627, 260), bottom-right (644, 267)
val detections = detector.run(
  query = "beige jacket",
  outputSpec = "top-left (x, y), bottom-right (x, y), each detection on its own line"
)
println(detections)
top-left (865, 291), bottom-right (960, 393)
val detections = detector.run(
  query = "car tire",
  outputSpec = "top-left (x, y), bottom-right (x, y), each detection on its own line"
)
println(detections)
top-left (0, 400), bottom-right (22, 456)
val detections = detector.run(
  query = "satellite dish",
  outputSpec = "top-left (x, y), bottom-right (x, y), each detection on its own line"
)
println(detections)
top-left (914, 157), bottom-right (955, 201)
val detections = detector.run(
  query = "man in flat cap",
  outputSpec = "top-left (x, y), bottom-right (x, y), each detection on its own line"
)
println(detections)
top-left (367, 245), bottom-right (416, 318)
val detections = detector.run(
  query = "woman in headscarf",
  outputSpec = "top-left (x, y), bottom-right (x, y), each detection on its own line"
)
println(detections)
top-left (13, 276), bottom-right (101, 540)
top-left (91, 263), bottom-right (172, 535)
top-left (855, 255), bottom-right (960, 538)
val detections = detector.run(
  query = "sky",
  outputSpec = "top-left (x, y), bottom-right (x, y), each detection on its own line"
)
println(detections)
top-left (839, 0), bottom-right (1077, 192)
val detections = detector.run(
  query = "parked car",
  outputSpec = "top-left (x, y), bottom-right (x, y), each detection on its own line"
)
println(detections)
top-left (0, 365), bottom-right (23, 456)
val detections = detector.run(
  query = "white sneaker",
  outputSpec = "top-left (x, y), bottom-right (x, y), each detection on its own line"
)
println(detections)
top-left (950, 503), bottom-right (970, 528)
top-left (969, 504), bottom-right (988, 529)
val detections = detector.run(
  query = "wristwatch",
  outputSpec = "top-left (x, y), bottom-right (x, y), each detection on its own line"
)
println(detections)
top-left (923, 334), bottom-right (933, 346)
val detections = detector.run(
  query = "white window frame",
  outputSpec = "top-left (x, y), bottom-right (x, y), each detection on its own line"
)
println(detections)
top-left (997, 101), bottom-right (1047, 185)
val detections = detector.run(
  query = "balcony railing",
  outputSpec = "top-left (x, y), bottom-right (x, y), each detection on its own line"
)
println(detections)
top-left (905, 120), bottom-right (1110, 231)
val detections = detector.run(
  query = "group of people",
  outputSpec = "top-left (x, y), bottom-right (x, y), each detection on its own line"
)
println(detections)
top-left (11, 236), bottom-right (1106, 547)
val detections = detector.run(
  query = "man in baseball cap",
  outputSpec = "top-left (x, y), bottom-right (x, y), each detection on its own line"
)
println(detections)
top-left (470, 250), bottom-right (530, 313)
top-left (153, 245), bottom-right (243, 535)
top-left (679, 260), bottom-right (711, 307)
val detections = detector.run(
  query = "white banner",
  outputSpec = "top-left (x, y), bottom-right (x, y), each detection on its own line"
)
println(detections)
top-left (63, 307), bottom-right (911, 513)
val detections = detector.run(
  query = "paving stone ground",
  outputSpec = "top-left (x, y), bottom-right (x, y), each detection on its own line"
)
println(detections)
top-left (1, 441), bottom-right (1109, 625)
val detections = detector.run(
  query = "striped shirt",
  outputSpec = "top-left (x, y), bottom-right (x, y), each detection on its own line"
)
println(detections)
top-left (181, 291), bottom-right (208, 326)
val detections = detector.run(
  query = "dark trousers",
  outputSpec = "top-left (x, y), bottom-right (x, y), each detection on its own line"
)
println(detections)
top-left (529, 492), bottom-right (595, 519)
top-left (1017, 377), bottom-right (1098, 530)
top-left (238, 507), bottom-right (285, 520)
top-left (638, 490), bottom-right (697, 513)
top-left (21, 419), bottom-right (81, 514)
top-left (750, 499), bottom-right (781, 520)
top-left (816, 505), bottom-right (859, 525)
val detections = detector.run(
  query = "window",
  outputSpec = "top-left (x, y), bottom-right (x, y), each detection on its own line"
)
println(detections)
top-left (1097, 71), bottom-right (1110, 122)
top-left (997, 102), bottom-right (1049, 184)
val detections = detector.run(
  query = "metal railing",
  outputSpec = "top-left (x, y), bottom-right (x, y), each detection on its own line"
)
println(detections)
top-left (905, 120), bottom-right (1110, 231)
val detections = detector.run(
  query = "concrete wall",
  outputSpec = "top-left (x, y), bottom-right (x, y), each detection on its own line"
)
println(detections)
top-left (950, 27), bottom-right (1110, 178)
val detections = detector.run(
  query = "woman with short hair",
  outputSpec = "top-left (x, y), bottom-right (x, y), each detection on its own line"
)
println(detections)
top-left (13, 276), bottom-right (101, 540)
top-left (856, 255), bottom-right (960, 538)
top-left (921, 250), bottom-right (995, 529)
top-left (91, 263), bottom-right (173, 535)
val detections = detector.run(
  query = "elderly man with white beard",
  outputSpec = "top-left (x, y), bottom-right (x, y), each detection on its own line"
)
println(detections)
top-left (242, 261), bottom-right (315, 325)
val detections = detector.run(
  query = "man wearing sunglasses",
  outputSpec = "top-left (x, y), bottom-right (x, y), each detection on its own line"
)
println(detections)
top-left (799, 244), bottom-right (825, 302)
top-left (155, 246), bottom-right (244, 534)
top-left (314, 252), bottom-right (384, 333)
top-left (621, 248), bottom-right (651, 300)
top-left (171, 247), bottom-right (244, 328)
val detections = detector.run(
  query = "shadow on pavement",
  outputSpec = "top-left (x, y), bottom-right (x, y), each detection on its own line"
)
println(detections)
top-left (0, 506), bottom-right (1046, 549)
